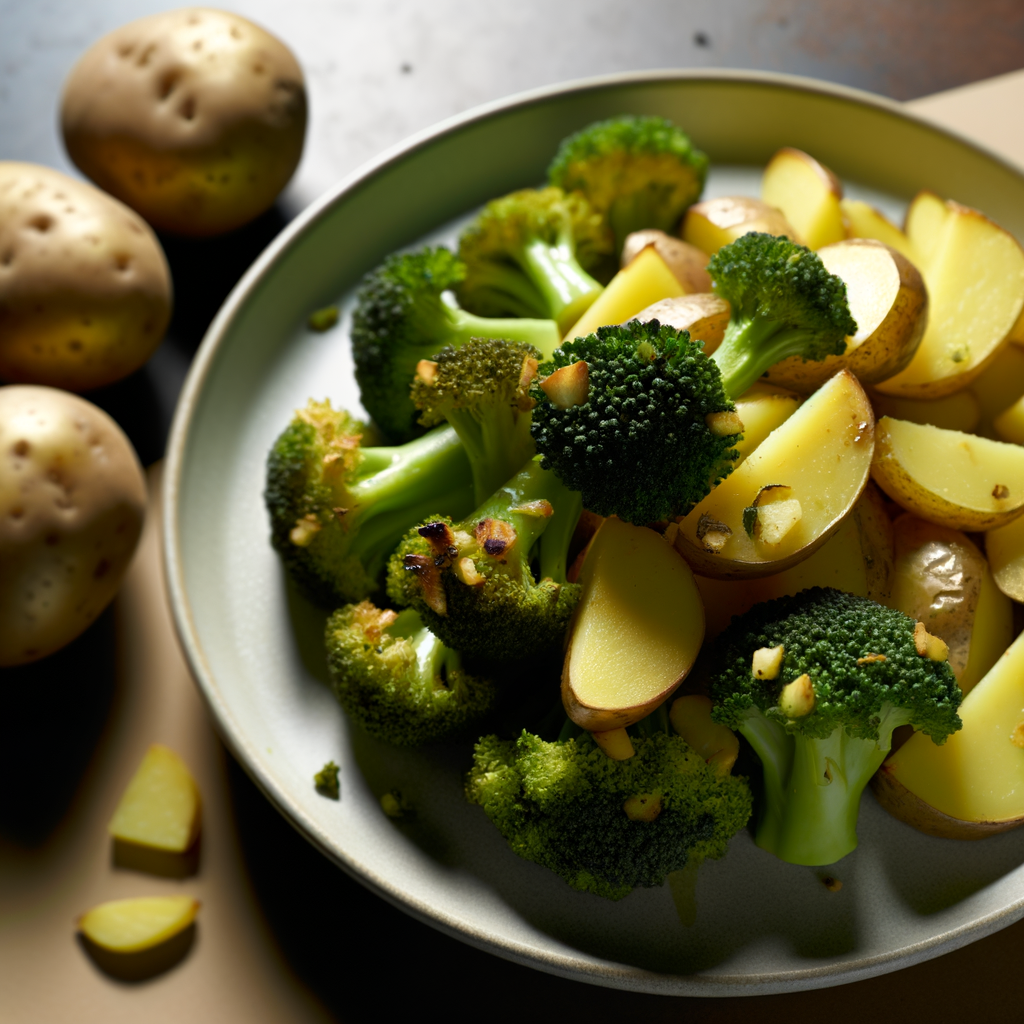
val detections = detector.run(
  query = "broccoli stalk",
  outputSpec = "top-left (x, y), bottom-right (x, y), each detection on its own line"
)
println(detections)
top-left (325, 601), bottom-right (500, 745)
top-left (264, 400), bottom-right (475, 606)
top-left (706, 232), bottom-right (858, 398)
top-left (386, 457), bottom-right (583, 662)
top-left (351, 246), bottom-right (561, 442)
top-left (456, 187), bottom-right (612, 334)
top-left (466, 706), bottom-right (752, 900)
top-left (547, 114), bottom-right (709, 260)
top-left (709, 588), bottom-right (962, 866)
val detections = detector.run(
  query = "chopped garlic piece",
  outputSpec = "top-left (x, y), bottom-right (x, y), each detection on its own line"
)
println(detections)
top-left (752, 644), bottom-right (784, 680)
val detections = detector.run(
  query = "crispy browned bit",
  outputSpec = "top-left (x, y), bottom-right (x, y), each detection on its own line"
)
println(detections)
top-left (415, 359), bottom-right (438, 385)
top-left (1011, 722), bottom-right (1024, 749)
top-left (821, 876), bottom-right (843, 893)
top-left (518, 356), bottom-right (540, 402)
top-left (402, 553), bottom-right (447, 614)
top-left (417, 520), bottom-right (457, 562)
top-left (508, 499), bottom-right (553, 518)
top-left (332, 506), bottom-right (349, 519)
top-left (351, 600), bottom-right (398, 639)
top-left (695, 512), bottom-right (731, 553)
top-left (539, 360), bottom-right (589, 409)
top-left (914, 621), bottom-right (949, 661)
top-left (475, 518), bottom-right (518, 559)
top-left (993, 483), bottom-right (1010, 500)
top-left (290, 514), bottom-right (321, 547)
top-left (856, 653), bottom-right (887, 665)
top-left (705, 409), bottom-right (744, 437)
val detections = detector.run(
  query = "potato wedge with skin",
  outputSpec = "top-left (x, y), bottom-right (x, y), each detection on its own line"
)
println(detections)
top-left (620, 230), bottom-right (711, 293)
top-left (765, 239), bottom-right (927, 393)
top-left (840, 198), bottom-right (917, 263)
top-left (993, 396), bottom-right (1024, 444)
top-left (902, 190), bottom-right (949, 269)
top-left (870, 416), bottom-right (1024, 531)
top-left (680, 196), bottom-right (796, 256)
top-left (109, 744), bottom-right (202, 852)
top-left (874, 196), bottom-right (1024, 398)
top-left (969, 342), bottom-right (1024, 439)
top-left (869, 389), bottom-right (981, 434)
top-left (628, 293), bottom-right (730, 355)
top-left (563, 517), bottom-right (704, 732)
top-left (79, 896), bottom-right (200, 953)
top-left (760, 147), bottom-right (845, 250)
top-left (958, 562), bottom-right (1013, 697)
top-left (731, 382), bottom-right (801, 463)
top-left (986, 513), bottom-right (1024, 602)
top-left (673, 370), bottom-right (875, 579)
top-left (871, 630), bottom-right (1024, 839)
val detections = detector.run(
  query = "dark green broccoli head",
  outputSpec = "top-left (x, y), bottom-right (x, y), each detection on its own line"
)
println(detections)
top-left (530, 319), bottom-right (739, 525)
top-left (466, 729), bottom-right (752, 900)
top-left (547, 115), bottom-right (708, 257)
top-left (710, 587), bottom-right (962, 743)
top-left (325, 601), bottom-right (500, 746)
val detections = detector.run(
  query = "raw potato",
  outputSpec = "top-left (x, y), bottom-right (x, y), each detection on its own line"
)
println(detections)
top-left (0, 163), bottom-right (171, 391)
top-left (0, 386), bottom-right (146, 666)
top-left (765, 239), bottom-right (927, 392)
top-left (681, 196), bottom-right (796, 256)
top-left (870, 416), bottom-right (1024, 531)
top-left (629, 293), bottom-right (730, 354)
top-left (620, 230), bottom-right (712, 293)
top-left (109, 744), bottom-right (202, 852)
top-left (760, 147), bottom-right (845, 250)
top-left (562, 517), bottom-right (705, 732)
top-left (62, 8), bottom-right (307, 236)
top-left (673, 370), bottom-right (875, 579)
top-left (79, 895), bottom-right (200, 953)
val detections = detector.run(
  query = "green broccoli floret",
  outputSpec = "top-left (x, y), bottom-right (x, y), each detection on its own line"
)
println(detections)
top-left (325, 600), bottom-right (500, 746)
top-left (708, 587), bottom-right (962, 867)
top-left (706, 232), bottom-right (858, 397)
top-left (351, 246), bottom-right (561, 442)
top-left (265, 400), bottom-right (474, 605)
top-left (456, 187), bottom-right (611, 334)
top-left (547, 115), bottom-right (708, 261)
top-left (530, 319), bottom-right (739, 524)
top-left (314, 761), bottom-right (340, 799)
top-left (386, 458), bottom-right (582, 662)
top-left (466, 710), bottom-right (752, 900)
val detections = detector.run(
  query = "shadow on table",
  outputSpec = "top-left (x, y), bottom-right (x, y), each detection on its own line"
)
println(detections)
top-left (77, 924), bottom-right (196, 983)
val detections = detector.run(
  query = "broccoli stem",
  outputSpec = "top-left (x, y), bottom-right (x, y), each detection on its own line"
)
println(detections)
top-left (445, 304), bottom-right (561, 358)
top-left (519, 237), bottom-right (604, 334)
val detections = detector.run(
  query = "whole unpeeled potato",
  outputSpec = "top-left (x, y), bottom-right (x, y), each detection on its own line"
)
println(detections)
top-left (61, 8), bottom-right (307, 236)
top-left (0, 386), bottom-right (147, 667)
top-left (0, 162), bottom-right (172, 391)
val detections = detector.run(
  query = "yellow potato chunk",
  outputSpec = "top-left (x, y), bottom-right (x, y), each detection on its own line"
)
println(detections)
top-left (970, 341), bottom-right (1024, 438)
top-left (986, 513), bottom-right (1024, 602)
top-left (870, 416), bottom-right (1024, 530)
top-left (79, 895), bottom-right (200, 953)
top-left (760, 147), bottom-right (845, 250)
top-left (620, 230), bottom-right (711, 293)
top-left (109, 744), bottom-right (202, 852)
top-left (731, 383), bottom-right (802, 463)
top-left (870, 389), bottom-right (981, 434)
top-left (681, 196), bottom-right (795, 256)
top-left (840, 198), bottom-right (917, 263)
top-left (630, 293), bottom-right (730, 355)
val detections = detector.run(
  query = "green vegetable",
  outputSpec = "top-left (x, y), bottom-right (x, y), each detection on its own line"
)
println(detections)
top-left (547, 114), bottom-right (708, 262)
top-left (307, 305), bottom-right (340, 332)
top-left (709, 587), bottom-right (962, 866)
top-left (325, 601), bottom-right (500, 746)
top-left (264, 400), bottom-right (474, 605)
top-left (351, 246), bottom-right (560, 442)
top-left (456, 187), bottom-right (611, 334)
top-left (466, 710), bottom-right (752, 900)
top-left (314, 761), bottom-right (340, 799)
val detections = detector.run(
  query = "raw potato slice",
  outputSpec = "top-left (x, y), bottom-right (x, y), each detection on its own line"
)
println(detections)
top-left (109, 744), bottom-right (202, 852)
top-left (870, 416), bottom-right (1024, 531)
top-left (562, 517), bottom-right (705, 732)
top-left (620, 230), bottom-right (711, 293)
top-left (765, 239), bottom-right (927, 392)
top-left (79, 896), bottom-right (200, 953)
top-left (840, 198), bottom-right (917, 263)
top-left (565, 246), bottom-right (684, 340)
top-left (872, 630), bottom-right (1024, 838)
top-left (681, 196), bottom-right (796, 256)
top-left (869, 389), bottom-right (981, 434)
top-left (874, 195), bottom-right (1024, 398)
top-left (986, 513), bottom-right (1024, 602)
top-left (630, 293), bottom-right (730, 354)
top-left (673, 370), bottom-right (875, 579)
top-left (760, 147), bottom-right (845, 250)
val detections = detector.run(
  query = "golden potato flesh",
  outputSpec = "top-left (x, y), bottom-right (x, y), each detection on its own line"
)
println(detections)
top-left (680, 196), bottom-right (796, 256)
top-left (969, 341), bottom-right (1024, 438)
top-left (0, 163), bottom-right (171, 391)
top-left (840, 198), bottom-right (917, 263)
top-left (62, 9), bottom-right (307, 236)
top-left (765, 239), bottom-right (927, 392)
top-left (760, 147), bottom-right (845, 250)
top-left (79, 896), bottom-right (200, 954)
top-left (986, 512), bottom-right (1024, 602)
top-left (870, 415), bottom-right (1024, 530)
top-left (0, 386), bottom-right (146, 666)
top-left (620, 230), bottom-right (712, 293)
top-left (869, 389), bottom-right (981, 434)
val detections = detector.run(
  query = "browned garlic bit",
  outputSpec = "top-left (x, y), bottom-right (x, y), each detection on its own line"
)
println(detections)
top-left (752, 645), bottom-right (784, 680)
top-left (914, 621), bottom-right (950, 662)
top-left (539, 360), bottom-right (589, 408)
top-left (779, 673), bottom-right (815, 718)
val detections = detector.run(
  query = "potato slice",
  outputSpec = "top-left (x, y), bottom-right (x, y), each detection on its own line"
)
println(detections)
top-left (870, 416), bottom-right (1024, 531)
top-left (902, 190), bottom-right (948, 269)
top-left (869, 389), bottom-right (981, 433)
top-left (874, 195), bottom-right (1024, 398)
top-left (840, 198), bottom-right (917, 263)
top-left (562, 517), bottom-right (704, 732)
top-left (760, 147), bottom-right (845, 250)
top-left (673, 370), bottom-right (874, 579)
top-left (958, 563), bottom-right (1013, 697)
top-left (969, 341), bottom-right (1024, 438)
top-left (79, 896), bottom-right (200, 954)
top-left (986, 513), bottom-right (1024, 602)
top-left (872, 630), bottom-right (1024, 838)
top-left (731, 382), bottom-right (801, 463)
top-left (564, 245), bottom-right (684, 340)
top-left (629, 293), bottom-right (730, 354)
top-left (108, 744), bottom-right (201, 853)
top-left (765, 239), bottom-right (927, 392)
top-left (669, 695), bottom-right (739, 773)
top-left (681, 196), bottom-right (796, 256)
top-left (620, 230), bottom-right (711, 293)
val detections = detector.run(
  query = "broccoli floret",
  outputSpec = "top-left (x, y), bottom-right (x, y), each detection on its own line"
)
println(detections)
top-left (265, 400), bottom-right (475, 605)
top-left (351, 246), bottom-right (561, 442)
top-left (386, 458), bottom-right (582, 662)
top-left (547, 115), bottom-right (708, 261)
top-left (314, 761), bottom-right (340, 799)
top-left (708, 587), bottom-right (962, 866)
top-left (530, 319), bottom-right (739, 524)
top-left (466, 711), bottom-right (752, 900)
top-left (456, 187), bottom-right (611, 334)
top-left (325, 601), bottom-right (500, 746)
top-left (706, 233), bottom-right (858, 397)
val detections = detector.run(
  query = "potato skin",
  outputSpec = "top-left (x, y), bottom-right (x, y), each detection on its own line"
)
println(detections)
top-left (0, 386), bottom-right (146, 666)
top-left (61, 8), bottom-right (307, 236)
top-left (0, 163), bottom-right (171, 391)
